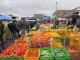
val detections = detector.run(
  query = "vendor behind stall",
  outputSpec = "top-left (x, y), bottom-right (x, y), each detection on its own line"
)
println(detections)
top-left (36, 19), bottom-right (40, 30)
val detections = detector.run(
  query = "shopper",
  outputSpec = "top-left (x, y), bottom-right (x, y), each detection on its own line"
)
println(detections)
top-left (71, 13), bottom-right (78, 25)
top-left (13, 21), bottom-right (20, 40)
top-left (54, 20), bottom-right (59, 29)
top-left (36, 20), bottom-right (40, 30)
top-left (8, 21), bottom-right (20, 41)
top-left (0, 22), bottom-right (4, 50)
top-left (17, 20), bottom-right (28, 35)
top-left (0, 49), bottom-right (1, 53)
top-left (8, 21), bottom-right (14, 40)
top-left (76, 18), bottom-right (80, 32)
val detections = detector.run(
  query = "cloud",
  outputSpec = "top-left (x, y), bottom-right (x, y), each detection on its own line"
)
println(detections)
top-left (0, 0), bottom-right (80, 17)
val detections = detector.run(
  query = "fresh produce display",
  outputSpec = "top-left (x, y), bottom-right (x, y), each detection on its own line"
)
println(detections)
top-left (68, 48), bottom-right (79, 53)
top-left (27, 48), bottom-right (39, 57)
top-left (13, 43), bottom-right (28, 57)
top-left (54, 49), bottom-right (65, 56)
top-left (59, 24), bottom-right (67, 29)
top-left (17, 36), bottom-right (26, 43)
top-left (49, 38), bottom-right (56, 42)
top-left (40, 50), bottom-right (52, 57)
top-left (24, 48), bottom-right (39, 60)
top-left (65, 46), bottom-right (79, 53)
top-left (53, 47), bottom-right (71, 60)
top-left (40, 48), bottom-right (55, 60)
top-left (30, 32), bottom-right (61, 43)
top-left (2, 23), bottom-right (80, 60)
top-left (30, 42), bottom-right (40, 48)
top-left (45, 32), bottom-right (61, 38)
top-left (30, 26), bottom-right (36, 31)
top-left (40, 48), bottom-right (54, 57)
top-left (40, 24), bottom-right (53, 30)
top-left (68, 29), bottom-right (73, 32)
top-left (53, 29), bottom-right (68, 38)
top-left (0, 44), bottom-right (17, 57)
top-left (30, 34), bottom-right (42, 42)
top-left (29, 31), bottom-right (40, 35)
top-left (0, 43), bottom-right (29, 58)
top-left (30, 34), bottom-right (48, 43)
top-left (30, 42), bottom-right (51, 48)
top-left (69, 33), bottom-right (80, 46)
top-left (40, 42), bottom-right (51, 48)
top-left (51, 42), bottom-right (63, 48)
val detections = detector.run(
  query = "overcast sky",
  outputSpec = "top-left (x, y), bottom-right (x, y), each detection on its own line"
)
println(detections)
top-left (0, 0), bottom-right (80, 17)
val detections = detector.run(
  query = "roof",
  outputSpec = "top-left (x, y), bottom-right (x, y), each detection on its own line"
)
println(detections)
top-left (57, 10), bottom-right (72, 11)
top-left (73, 6), bottom-right (80, 10)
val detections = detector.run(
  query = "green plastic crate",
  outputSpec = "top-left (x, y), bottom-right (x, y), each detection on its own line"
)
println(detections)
top-left (54, 37), bottom-right (62, 42)
top-left (53, 47), bottom-right (71, 60)
top-left (39, 48), bottom-right (55, 60)
top-left (0, 58), bottom-right (9, 60)
top-left (9, 57), bottom-right (24, 60)
top-left (0, 57), bottom-right (24, 60)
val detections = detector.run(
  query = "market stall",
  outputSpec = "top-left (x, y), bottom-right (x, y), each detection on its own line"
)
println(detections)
top-left (0, 23), bottom-right (80, 60)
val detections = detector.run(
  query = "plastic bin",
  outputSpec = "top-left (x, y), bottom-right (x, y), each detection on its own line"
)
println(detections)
top-left (24, 48), bottom-right (40, 60)
top-left (39, 48), bottom-right (55, 60)
top-left (0, 57), bottom-right (24, 60)
top-left (53, 47), bottom-right (71, 60)
top-left (0, 58), bottom-right (9, 60)
top-left (9, 57), bottom-right (24, 60)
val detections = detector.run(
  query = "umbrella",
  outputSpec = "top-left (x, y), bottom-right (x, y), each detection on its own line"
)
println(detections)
top-left (62, 13), bottom-right (71, 18)
top-left (43, 17), bottom-right (49, 21)
top-left (0, 15), bottom-right (15, 21)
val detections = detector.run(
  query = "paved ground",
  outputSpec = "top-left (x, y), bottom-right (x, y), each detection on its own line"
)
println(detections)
top-left (0, 40), bottom-right (15, 51)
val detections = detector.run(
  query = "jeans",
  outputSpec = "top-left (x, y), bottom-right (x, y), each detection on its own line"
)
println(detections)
top-left (0, 49), bottom-right (1, 53)
top-left (13, 31), bottom-right (20, 41)
top-left (20, 29), bottom-right (27, 35)
top-left (0, 35), bottom-right (4, 49)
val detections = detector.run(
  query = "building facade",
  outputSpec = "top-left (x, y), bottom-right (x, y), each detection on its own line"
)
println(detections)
top-left (53, 6), bottom-right (80, 18)
top-left (34, 14), bottom-right (44, 19)
top-left (53, 10), bottom-right (73, 18)
top-left (73, 6), bottom-right (80, 16)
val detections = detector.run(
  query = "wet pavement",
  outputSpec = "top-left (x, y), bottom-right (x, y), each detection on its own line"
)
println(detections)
top-left (0, 40), bottom-right (15, 51)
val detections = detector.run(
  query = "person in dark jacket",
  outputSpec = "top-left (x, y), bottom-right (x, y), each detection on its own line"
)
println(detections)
top-left (8, 22), bottom-right (14, 34)
top-left (0, 22), bottom-right (4, 50)
top-left (76, 17), bottom-right (80, 32)
top-left (13, 21), bottom-right (20, 40)
top-left (71, 13), bottom-right (79, 25)
top-left (0, 50), bottom-right (1, 53)
top-left (17, 20), bottom-right (29, 35)
top-left (36, 20), bottom-right (40, 30)
top-left (54, 20), bottom-right (59, 29)
top-left (8, 21), bottom-right (20, 41)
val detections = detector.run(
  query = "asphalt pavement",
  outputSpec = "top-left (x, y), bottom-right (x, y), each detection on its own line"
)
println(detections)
top-left (0, 40), bottom-right (15, 51)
